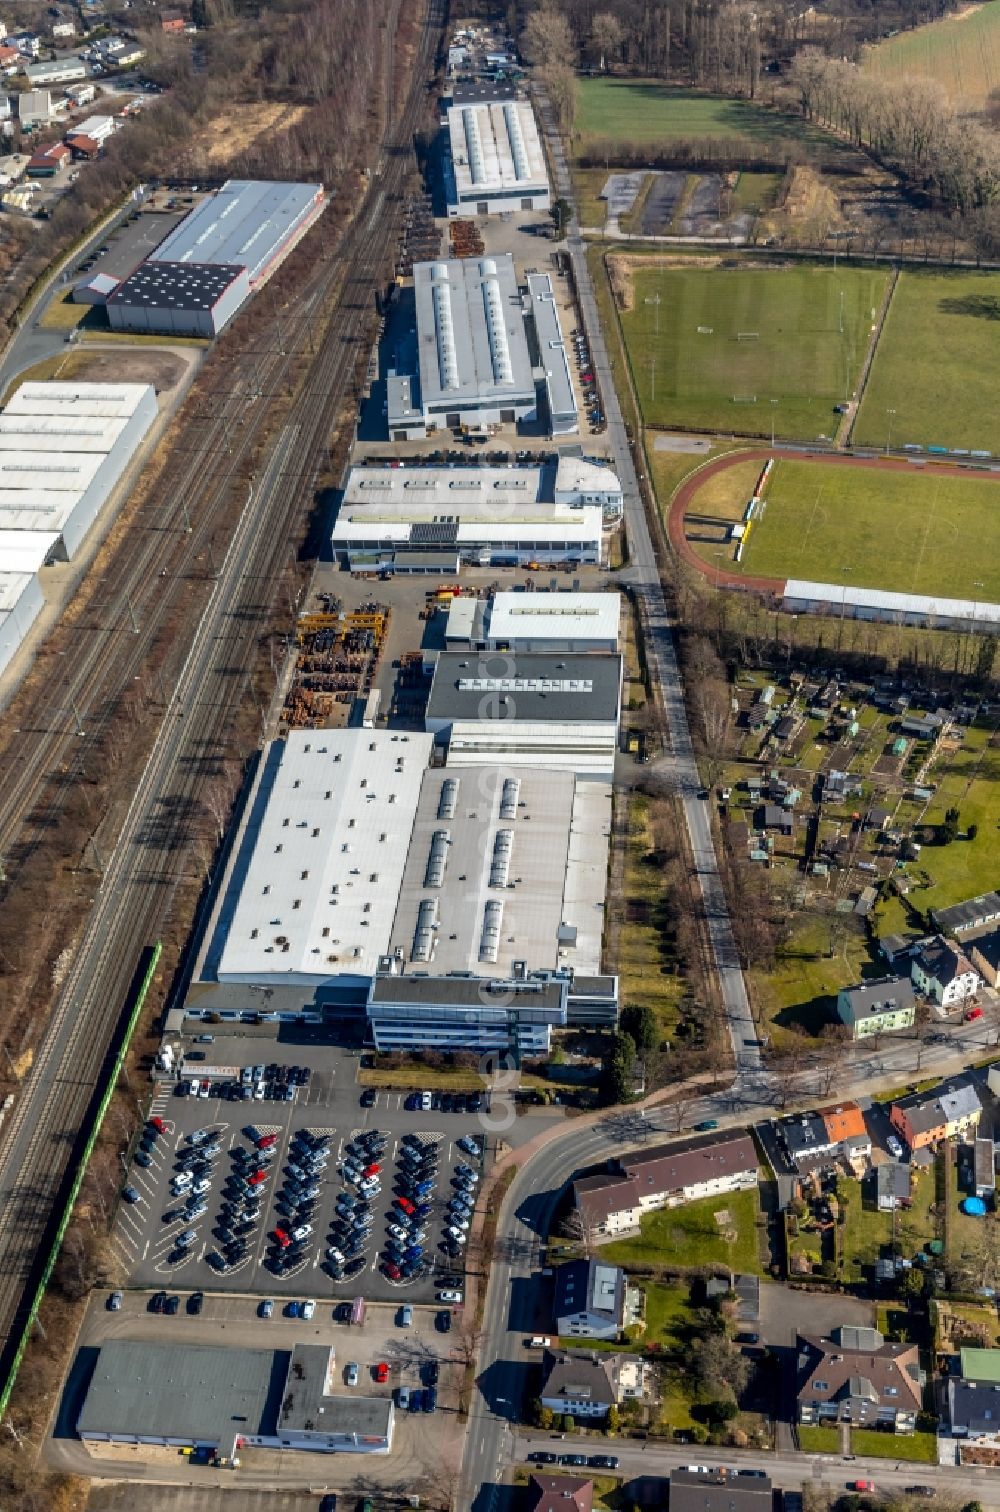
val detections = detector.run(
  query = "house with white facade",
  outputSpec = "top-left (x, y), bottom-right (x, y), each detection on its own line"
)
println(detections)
top-left (911, 936), bottom-right (979, 1008)
top-left (572, 1132), bottom-right (758, 1239)
top-left (539, 1349), bottom-right (648, 1420)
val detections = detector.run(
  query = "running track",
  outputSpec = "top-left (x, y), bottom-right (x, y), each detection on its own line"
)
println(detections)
top-left (668, 446), bottom-right (1000, 592)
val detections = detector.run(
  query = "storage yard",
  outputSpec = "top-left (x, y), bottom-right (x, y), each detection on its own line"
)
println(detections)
top-left (280, 602), bottom-right (390, 731)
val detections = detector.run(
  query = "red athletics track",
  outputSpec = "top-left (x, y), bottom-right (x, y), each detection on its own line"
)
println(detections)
top-left (667, 447), bottom-right (1000, 594)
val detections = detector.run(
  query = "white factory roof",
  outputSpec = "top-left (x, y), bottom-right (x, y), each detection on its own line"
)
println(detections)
top-left (554, 454), bottom-right (623, 499)
top-left (487, 591), bottom-right (621, 646)
top-left (0, 528), bottom-right (59, 571)
top-left (387, 767), bottom-right (609, 976)
top-left (784, 579), bottom-right (1000, 627)
top-left (216, 730), bottom-right (434, 984)
top-left (68, 114), bottom-right (115, 140)
top-left (447, 97), bottom-right (547, 199)
top-left (4, 382), bottom-right (151, 419)
top-left (0, 571), bottom-right (33, 612)
top-left (413, 256), bottom-right (535, 410)
top-left (527, 272), bottom-right (576, 425)
top-left (0, 414), bottom-right (131, 452)
top-left (149, 179), bottom-right (324, 285)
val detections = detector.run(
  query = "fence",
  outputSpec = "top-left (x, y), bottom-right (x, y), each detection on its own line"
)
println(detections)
top-left (0, 941), bottom-right (162, 1420)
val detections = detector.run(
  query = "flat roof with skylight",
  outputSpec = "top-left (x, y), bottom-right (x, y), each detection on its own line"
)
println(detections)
top-left (414, 255), bottom-right (534, 417)
top-left (446, 97), bottom-right (549, 211)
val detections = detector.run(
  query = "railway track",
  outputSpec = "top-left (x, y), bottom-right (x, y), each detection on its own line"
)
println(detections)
top-left (0, 0), bottom-right (444, 1375)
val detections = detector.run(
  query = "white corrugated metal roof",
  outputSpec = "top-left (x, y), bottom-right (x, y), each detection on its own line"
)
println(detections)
top-left (447, 98), bottom-right (547, 200)
top-left (0, 570), bottom-right (33, 612)
top-left (0, 528), bottom-right (59, 571)
top-left (784, 579), bottom-right (1000, 626)
top-left (217, 730), bottom-right (433, 984)
top-left (6, 381), bottom-right (152, 419)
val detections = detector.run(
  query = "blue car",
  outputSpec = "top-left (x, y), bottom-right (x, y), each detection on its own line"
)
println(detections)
top-left (409, 1389), bottom-right (424, 1412)
top-left (423, 1387), bottom-right (437, 1413)
top-left (404, 1245), bottom-right (423, 1261)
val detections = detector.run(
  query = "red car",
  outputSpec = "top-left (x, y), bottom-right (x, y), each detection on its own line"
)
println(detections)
top-left (384, 1262), bottom-right (401, 1280)
top-left (396, 1197), bottom-right (415, 1216)
top-left (363, 1162), bottom-right (381, 1177)
top-left (273, 1227), bottom-right (290, 1248)
top-left (966, 1006), bottom-right (984, 1022)
top-left (148, 1116), bottom-right (167, 1136)
top-left (852, 1482), bottom-right (874, 1494)
top-left (257, 1133), bottom-right (278, 1149)
top-left (375, 1361), bottom-right (389, 1383)
top-left (248, 1169), bottom-right (268, 1187)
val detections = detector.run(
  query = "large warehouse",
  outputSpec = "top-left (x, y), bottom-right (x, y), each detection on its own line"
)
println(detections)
top-left (107, 179), bottom-right (325, 338)
top-left (77, 1340), bottom-right (394, 1458)
top-left (388, 255), bottom-right (537, 439)
top-left (527, 272), bottom-right (578, 436)
top-left (0, 571), bottom-right (43, 679)
top-left (331, 455), bottom-right (619, 570)
top-left (444, 96), bottom-right (550, 217)
top-left (0, 381), bottom-right (157, 558)
top-left (424, 651), bottom-right (623, 777)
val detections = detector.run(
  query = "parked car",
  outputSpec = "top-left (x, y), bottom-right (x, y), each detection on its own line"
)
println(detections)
top-left (108, 1290), bottom-right (123, 1311)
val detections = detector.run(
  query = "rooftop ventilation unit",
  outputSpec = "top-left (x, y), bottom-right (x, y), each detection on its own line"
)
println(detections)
top-left (424, 829), bottom-right (450, 888)
top-left (489, 829), bottom-right (514, 889)
top-left (430, 263), bottom-right (460, 392)
top-left (438, 777), bottom-right (460, 819)
top-left (479, 899), bottom-right (503, 963)
top-left (503, 102), bottom-right (530, 181)
top-left (499, 777), bottom-right (520, 821)
top-left (412, 897), bottom-right (439, 962)
top-left (480, 265), bottom-right (513, 386)
top-left (462, 107), bottom-right (486, 185)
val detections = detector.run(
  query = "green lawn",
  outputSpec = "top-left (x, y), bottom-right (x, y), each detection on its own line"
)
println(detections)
top-left (575, 80), bottom-right (837, 151)
top-left (618, 793), bottom-right (688, 1038)
top-left (850, 1429), bottom-right (938, 1462)
top-left (797, 1424), bottom-right (840, 1452)
top-left (855, 269), bottom-right (1000, 454)
top-left (619, 263), bottom-right (887, 438)
top-left (752, 915), bottom-right (877, 1047)
top-left (602, 1186), bottom-right (762, 1272)
top-left (734, 456), bottom-right (1000, 600)
top-left (838, 1166), bottom-right (938, 1279)
top-left (863, 2), bottom-right (1000, 111)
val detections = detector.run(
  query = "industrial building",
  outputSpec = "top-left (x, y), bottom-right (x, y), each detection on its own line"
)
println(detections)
top-left (425, 651), bottom-right (623, 777)
top-left (0, 571), bottom-right (43, 678)
top-left (77, 1340), bottom-right (394, 1457)
top-left (25, 56), bottom-right (85, 84)
top-left (527, 272), bottom-right (578, 435)
top-left (782, 579), bottom-right (1000, 634)
top-left (386, 765), bottom-right (611, 978)
top-left (388, 255), bottom-right (536, 439)
top-left (331, 454), bottom-right (619, 571)
top-left (446, 590), bottom-right (621, 653)
top-left (444, 96), bottom-right (549, 217)
top-left (0, 382), bottom-right (157, 559)
top-left (368, 972), bottom-right (569, 1055)
top-left (105, 179), bottom-right (325, 338)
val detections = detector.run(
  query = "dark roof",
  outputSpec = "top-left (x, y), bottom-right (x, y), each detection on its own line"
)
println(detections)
top-left (972, 931), bottom-right (1000, 971)
top-left (77, 1339), bottom-right (284, 1446)
top-left (797, 1331), bottom-right (921, 1417)
top-left (619, 1131), bottom-right (758, 1197)
top-left (838, 975), bottom-right (914, 1023)
top-left (278, 1344), bottom-right (393, 1438)
top-left (108, 259), bottom-right (245, 313)
top-left (933, 891), bottom-right (1000, 936)
top-left (779, 1112), bottom-right (834, 1161)
top-left (893, 1080), bottom-right (981, 1136)
top-left (914, 936), bottom-right (975, 986)
top-left (669, 1468), bottom-right (773, 1512)
top-left (451, 81), bottom-right (520, 105)
top-left (573, 1171), bottom-right (642, 1229)
top-left (529, 1473), bottom-right (594, 1512)
top-left (425, 651), bottom-right (622, 726)
top-left (948, 1378), bottom-right (1000, 1436)
top-left (540, 1349), bottom-right (621, 1408)
top-left (876, 1162), bottom-right (911, 1201)
top-left (370, 974), bottom-right (565, 1010)
top-left (554, 1258), bottom-right (625, 1328)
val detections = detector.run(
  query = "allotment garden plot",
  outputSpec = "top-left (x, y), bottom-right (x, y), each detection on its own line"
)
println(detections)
top-left (618, 262), bottom-right (887, 439)
top-left (733, 457), bottom-right (1000, 600)
top-left (853, 269), bottom-right (1000, 456)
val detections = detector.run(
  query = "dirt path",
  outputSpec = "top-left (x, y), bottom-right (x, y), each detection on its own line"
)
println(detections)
top-left (668, 446), bottom-right (1000, 592)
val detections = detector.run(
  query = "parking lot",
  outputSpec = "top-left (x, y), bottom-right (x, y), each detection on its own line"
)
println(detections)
top-left (113, 1039), bottom-right (488, 1308)
top-left (70, 203), bottom-right (194, 286)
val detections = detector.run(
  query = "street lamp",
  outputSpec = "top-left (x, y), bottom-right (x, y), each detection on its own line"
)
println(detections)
top-left (885, 407), bottom-right (896, 456)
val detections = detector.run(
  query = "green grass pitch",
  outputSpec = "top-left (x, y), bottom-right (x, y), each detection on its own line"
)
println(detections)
top-left (853, 269), bottom-right (1000, 455)
top-left (735, 457), bottom-right (1000, 600)
top-left (619, 263), bottom-right (888, 439)
top-left (575, 80), bottom-right (837, 151)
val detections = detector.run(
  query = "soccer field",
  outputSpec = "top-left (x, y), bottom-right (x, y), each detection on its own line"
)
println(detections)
top-left (575, 80), bottom-right (836, 151)
top-left (734, 458), bottom-right (1000, 600)
top-left (620, 263), bottom-right (887, 439)
top-left (854, 269), bottom-right (1000, 455)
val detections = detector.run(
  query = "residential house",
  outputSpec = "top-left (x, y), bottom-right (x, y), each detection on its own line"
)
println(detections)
top-left (0, 46), bottom-right (22, 75)
top-left (777, 1112), bottom-right (835, 1172)
top-left (899, 713), bottom-right (943, 740)
top-left (65, 82), bottom-right (95, 107)
top-left (529, 1474), bottom-right (594, 1512)
top-left (890, 1081), bottom-right (982, 1152)
top-left (911, 937), bottom-right (979, 1008)
top-left (822, 769), bottom-right (862, 803)
top-left (52, 20), bottom-right (76, 38)
top-left (617, 1132), bottom-right (759, 1212)
top-left (797, 1326), bottom-right (922, 1432)
top-left (866, 805), bottom-right (891, 831)
top-left (876, 1163), bottom-right (911, 1212)
top-left (670, 1469), bottom-right (773, 1512)
top-left (572, 1173), bottom-right (642, 1241)
top-left (969, 932), bottom-right (1000, 990)
top-left (837, 977), bottom-right (915, 1041)
top-left (819, 1103), bottom-right (871, 1162)
top-left (553, 1259), bottom-right (625, 1341)
top-left (13, 33), bottom-right (42, 57)
top-left (756, 803), bottom-right (793, 837)
top-left (161, 11), bottom-right (187, 31)
top-left (948, 1351), bottom-right (1000, 1445)
top-left (539, 1349), bottom-right (647, 1420)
